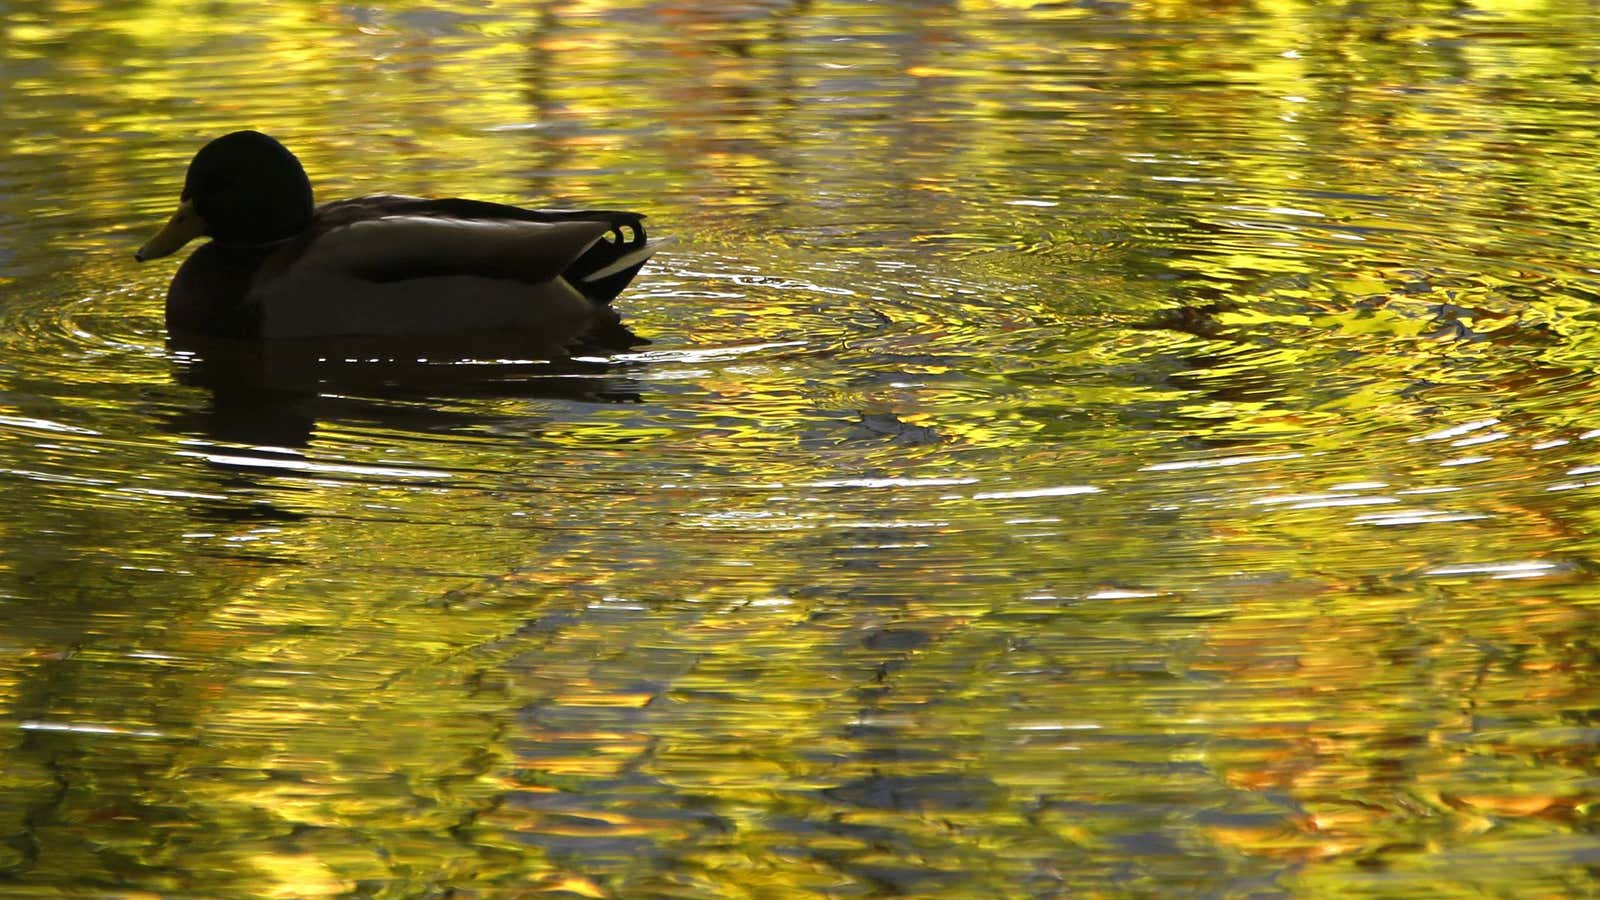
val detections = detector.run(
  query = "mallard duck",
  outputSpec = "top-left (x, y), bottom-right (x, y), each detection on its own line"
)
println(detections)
top-left (136, 130), bottom-right (662, 347)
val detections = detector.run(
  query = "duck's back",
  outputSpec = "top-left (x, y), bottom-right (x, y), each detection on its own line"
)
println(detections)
top-left (166, 195), bottom-right (659, 345)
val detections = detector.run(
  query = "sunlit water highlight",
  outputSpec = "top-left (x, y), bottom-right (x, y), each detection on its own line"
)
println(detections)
top-left (2, 1), bottom-right (1599, 896)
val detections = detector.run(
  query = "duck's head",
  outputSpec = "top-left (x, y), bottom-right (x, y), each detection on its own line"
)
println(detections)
top-left (136, 130), bottom-right (314, 262)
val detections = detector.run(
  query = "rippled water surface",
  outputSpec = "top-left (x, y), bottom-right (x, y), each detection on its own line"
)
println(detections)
top-left (4, 1), bottom-right (1600, 896)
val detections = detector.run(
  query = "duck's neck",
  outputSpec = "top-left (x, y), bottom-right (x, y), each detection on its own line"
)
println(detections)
top-left (165, 243), bottom-right (273, 337)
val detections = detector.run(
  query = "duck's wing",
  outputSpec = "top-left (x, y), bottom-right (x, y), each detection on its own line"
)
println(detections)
top-left (285, 202), bottom-right (605, 286)
top-left (290, 196), bottom-right (658, 302)
top-left (238, 197), bottom-right (661, 340)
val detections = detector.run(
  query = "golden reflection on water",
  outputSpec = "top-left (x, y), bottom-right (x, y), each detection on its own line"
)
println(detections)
top-left (2, 0), bottom-right (1600, 896)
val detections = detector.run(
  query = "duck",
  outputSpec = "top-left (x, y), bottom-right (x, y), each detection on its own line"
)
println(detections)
top-left (136, 130), bottom-right (662, 348)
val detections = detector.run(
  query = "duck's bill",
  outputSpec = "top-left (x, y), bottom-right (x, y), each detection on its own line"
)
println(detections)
top-left (135, 200), bottom-right (207, 262)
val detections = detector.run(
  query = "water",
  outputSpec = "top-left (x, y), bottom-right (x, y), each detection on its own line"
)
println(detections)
top-left (3, 1), bottom-right (1599, 896)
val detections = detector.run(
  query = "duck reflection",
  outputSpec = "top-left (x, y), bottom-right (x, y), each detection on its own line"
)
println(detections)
top-left (163, 331), bottom-right (647, 450)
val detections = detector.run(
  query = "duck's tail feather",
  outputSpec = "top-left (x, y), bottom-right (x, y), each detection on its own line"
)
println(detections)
top-left (564, 217), bottom-right (670, 304)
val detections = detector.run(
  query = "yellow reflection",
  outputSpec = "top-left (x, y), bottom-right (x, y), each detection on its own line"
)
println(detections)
top-left (5, 0), bottom-right (1600, 898)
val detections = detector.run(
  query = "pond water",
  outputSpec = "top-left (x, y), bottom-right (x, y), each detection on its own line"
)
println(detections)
top-left (3, 0), bottom-right (1599, 896)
